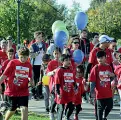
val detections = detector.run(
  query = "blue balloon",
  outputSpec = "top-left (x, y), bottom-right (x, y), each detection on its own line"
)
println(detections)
top-left (54, 31), bottom-right (68, 48)
top-left (73, 49), bottom-right (84, 64)
top-left (74, 12), bottom-right (88, 30)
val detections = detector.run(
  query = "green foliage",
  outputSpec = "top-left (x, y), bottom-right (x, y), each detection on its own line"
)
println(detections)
top-left (6, 112), bottom-right (49, 120)
top-left (0, 0), bottom-right (67, 43)
top-left (90, 0), bottom-right (106, 8)
top-left (87, 0), bottom-right (121, 41)
top-left (65, 1), bottom-right (82, 35)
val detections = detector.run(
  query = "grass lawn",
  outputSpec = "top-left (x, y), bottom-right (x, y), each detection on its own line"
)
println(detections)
top-left (3, 112), bottom-right (49, 120)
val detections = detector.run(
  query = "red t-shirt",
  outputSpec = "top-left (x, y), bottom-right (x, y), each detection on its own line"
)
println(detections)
top-left (90, 42), bottom-right (94, 52)
top-left (89, 48), bottom-right (113, 67)
top-left (0, 50), bottom-right (8, 74)
top-left (89, 64), bottom-right (113, 99)
top-left (2, 59), bottom-right (10, 71)
top-left (46, 59), bottom-right (62, 93)
top-left (114, 65), bottom-right (121, 89)
top-left (3, 59), bottom-right (32, 97)
top-left (73, 77), bottom-right (84, 105)
top-left (55, 67), bottom-right (75, 104)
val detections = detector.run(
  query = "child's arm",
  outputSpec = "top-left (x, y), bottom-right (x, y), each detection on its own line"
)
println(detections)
top-left (55, 84), bottom-right (62, 99)
top-left (29, 78), bottom-right (35, 87)
top-left (0, 75), bottom-right (7, 90)
top-left (47, 69), bottom-right (57, 76)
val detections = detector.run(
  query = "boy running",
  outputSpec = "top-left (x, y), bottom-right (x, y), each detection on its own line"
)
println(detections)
top-left (0, 47), bottom-right (34, 120)
top-left (89, 51), bottom-right (115, 120)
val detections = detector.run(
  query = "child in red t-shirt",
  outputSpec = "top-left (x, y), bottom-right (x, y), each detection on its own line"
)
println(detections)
top-left (46, 47), bottom-right (62, 119)
top-left (73, 65), bottom-right (86, 120)
top-left (1, 48), bottom-right (14, 102)
top-left (55, 54), bottom-right (77, 120)
top-left (89, 51), bottom-right (115, 120)
top-left (0, 40), bottom-right (8, 101)
top-left (114, 54), bottom-right (121, 116)
top-left (0, 47), bottom-right (34, 120)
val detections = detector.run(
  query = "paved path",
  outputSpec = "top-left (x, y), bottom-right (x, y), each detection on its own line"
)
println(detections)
top-left (28, 99), bottom-right (120, 120)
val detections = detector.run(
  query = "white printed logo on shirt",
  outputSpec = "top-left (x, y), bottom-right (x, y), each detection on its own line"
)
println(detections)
top-left (99, 71), bottom-right (110, 82)
top-left (63, 72), bottom-right (74, 92)
top-left (99, 71), bottom-right (110, 87)
top-left (13, 66), bottom-right (29, 86)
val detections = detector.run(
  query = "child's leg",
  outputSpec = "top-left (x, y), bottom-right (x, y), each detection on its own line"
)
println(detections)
top-left (20, 106), bottom-right (28, 120)
top-left (57, 104), bottom-right (65, 120)
top-left (94, 99), bottom-right (98, 120)
top-left (49, 93), bottom-right (56, 120)
top-left (66, 102), bottom-right (74, 119)
top-left (97, 99), bottom-right (105, 120)
top-left (104, 98), bottom-right (113, 119)
top-left (43, 86), bottom-right (50, 111)
top-left (1, 83), bottom-right (5, 101)
top-left (118, 89), bottom-right (121, 115)
top-left (64, 104), bottom-right (68, 116)
top-left (19, 96), bottom-right (28, 120)
top-left (5, 110), bottom-right (16, 120)
top-left (50, 93), bottom-right (56, 113)
top-left (4, 96), bottom-right (17, 120)
top-left (75, 104), bottom-right (82, 116)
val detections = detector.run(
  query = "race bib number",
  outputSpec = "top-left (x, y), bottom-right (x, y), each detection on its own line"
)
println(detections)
top-left (63, 73), bottom-right (74, 92)
top-left (14, 66), bottom-right (29, 86)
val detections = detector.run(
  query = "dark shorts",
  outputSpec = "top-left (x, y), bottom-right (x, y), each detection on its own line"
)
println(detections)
top-left (5, 96), bottom-right (28, 111)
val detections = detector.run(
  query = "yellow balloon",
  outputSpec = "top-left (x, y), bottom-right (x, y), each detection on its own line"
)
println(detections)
top-left (42, 76), bottom-right (50, 85)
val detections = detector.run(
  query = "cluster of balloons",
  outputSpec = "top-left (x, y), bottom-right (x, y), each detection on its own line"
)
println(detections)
top-left (52, 20), bottom-right (69, 48)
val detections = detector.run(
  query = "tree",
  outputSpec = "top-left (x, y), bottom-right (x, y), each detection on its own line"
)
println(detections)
top-left (90, 0), bottom-right (106, 8)
top-left (65, 1), bottom-right (82, 35)
top-left (87, 0), bottom-right (121, 40)
top-left (0, 0), bottom-right (67, 43)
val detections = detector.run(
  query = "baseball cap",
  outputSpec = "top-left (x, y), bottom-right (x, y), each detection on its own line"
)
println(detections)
top-left (99, 35), bottom-right (114, 44)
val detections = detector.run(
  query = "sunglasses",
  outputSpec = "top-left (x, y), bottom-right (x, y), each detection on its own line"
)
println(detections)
top-left (73, 42), bottom-right (79, 44)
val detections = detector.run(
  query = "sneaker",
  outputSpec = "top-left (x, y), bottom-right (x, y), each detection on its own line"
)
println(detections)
top-left (49, 113), bottom-right (55, 120)
top-left (74, 114), bottom-right (78, 120)
top-left (46, 108), bottom-right (49, 113)
top-left (82, 98), bottom-right (88, 103)
top-left (64, 116), bottom-right (72, 120)
top-left (38, 95), bottom-right (44, 99)
top-left (103, 118), bottom-right (107, 120)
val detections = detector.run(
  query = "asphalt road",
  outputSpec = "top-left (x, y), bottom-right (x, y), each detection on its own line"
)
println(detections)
top-left (28, 99), bottom-right (120, 120)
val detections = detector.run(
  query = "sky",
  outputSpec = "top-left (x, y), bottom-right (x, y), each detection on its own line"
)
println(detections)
top-left (57, 0), bottom-right (91, 11)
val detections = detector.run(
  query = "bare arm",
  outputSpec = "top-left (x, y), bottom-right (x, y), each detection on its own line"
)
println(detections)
top-left (0, 75), bottom-right (7, 84)
top-left (29, 78), bottom-right (35, 87)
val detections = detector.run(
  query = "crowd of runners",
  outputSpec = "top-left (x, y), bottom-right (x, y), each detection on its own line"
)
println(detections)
top-left (0, 30), bottom-right (121, 120)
